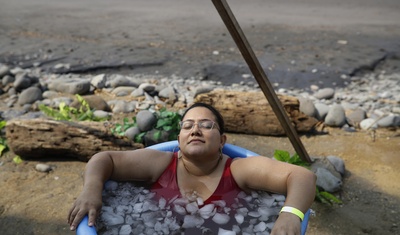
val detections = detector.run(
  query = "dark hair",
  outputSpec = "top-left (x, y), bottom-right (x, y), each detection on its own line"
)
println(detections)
top-left (181, 102), bottom-right (225, 134)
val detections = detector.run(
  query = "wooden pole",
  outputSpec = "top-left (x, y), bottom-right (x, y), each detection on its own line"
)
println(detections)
top-left (211, 0), bottom-right (312, 163)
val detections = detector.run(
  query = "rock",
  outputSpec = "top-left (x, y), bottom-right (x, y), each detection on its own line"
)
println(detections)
top-left (14, 73), bottom-right (38, 91)
top-left (298, 97), bottom-right (317, 117)
top-left (138, 83), bottom-right (156, 92)
top-left (42, 90), bottom-right (60, 99)
top-left (314, 167), bottom-right (342, 192)
top-left (93, 110), bottom-right (112, 119)
top-left (314, 102), bottom-right (330, 121)
top-left (136, 110), bottom-right (157, 132)
top-left (327, 156), bottom-right (346, 176)
top-left (35, 163), bottom-right (53, 173)
top-left (49, 97), bottom-right (74, 108)
top-left (378, 115), bottom-right (400, 127)
top-left (324, 104), bottom-right (346, 127)
top-left (346, 108), bottom-right (367, 127)
top-left (48, 79), bottom-right (91, 95)
top-left (313, 88), bottom-right (335, 100)
top-left (124, 126), bottom-right (141, 141)
top-left (193, 86), bottom-right (215, 98)
top-left (111, 86), bottom-right (136, 96)
top-left (2, 75), bottom-right (14, 86)
top-left (107, 75), bottom-right (139, 88)
top-left (108, 100), bottom-right (136, 113)
top-left (311, 157), bottom-right (342, 179)
top-left (70, 95), bottom-right (111, 112)
top-left (8, 87), bottom-right (17, 96)
top-left (144, 129), bottom-right (170, 147)
top-left (1, 109), bottom-right (27, 121)
top-left (158, 86), bottom-right (177, 103)
top-left (91, 74), bottom-right (107, 89)
top-left (17, 87), bottom-right (43, 105)
top-left (0, 65), bottom-right (10, 77)
top-left (360, 118), bottom-right (378, 130)
top-left (131, 88), bottom-right (144, 97)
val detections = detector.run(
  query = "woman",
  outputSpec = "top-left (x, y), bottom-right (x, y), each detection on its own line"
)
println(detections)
top-left (68, 102), bottom-right (316, 234)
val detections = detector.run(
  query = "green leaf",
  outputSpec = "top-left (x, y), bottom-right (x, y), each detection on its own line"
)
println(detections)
top-left (0, 144), bottom-right (5, 156)
top-left (156, 119), bottom-right (170, 128)
top-left (153, 130), bottom-right (162, 140)
top-left (273, 150), bottom-right (291, 162)
top-left (319, 191), bottom-right (343, 204)
top-left (0, 120), bottom-right (6, 129)
top-left (135, 132), bottom-right (146, 143)
top-left (13, 156), bottom-right (23, 164)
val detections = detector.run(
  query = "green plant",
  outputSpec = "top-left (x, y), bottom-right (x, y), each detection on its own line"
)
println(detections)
top-left (112, 117), bottom-right (136, 136)
top-left (0, 120), bottom-right (8, 157)
top-left (39, 95), bottom-right (109, 122)
top-left (153, 108), bottom-right (181, 141)
top-left (274, 149), bottom-right (342, 205)
top-left (112, 108), bottom-right (182, 144)
top-left (13, 155), bottom-right (23, 164)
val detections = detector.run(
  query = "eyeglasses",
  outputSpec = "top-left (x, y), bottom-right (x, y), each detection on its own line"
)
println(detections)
top-left (179, 120), bottom-right (219, 131)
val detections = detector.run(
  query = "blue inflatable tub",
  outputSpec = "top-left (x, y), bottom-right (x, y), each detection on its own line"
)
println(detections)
top-left (77, 141), bottom-right (310, 235)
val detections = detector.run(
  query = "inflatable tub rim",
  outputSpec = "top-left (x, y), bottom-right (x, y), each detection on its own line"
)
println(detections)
top-left (76, 140), bottom-right (310, 235)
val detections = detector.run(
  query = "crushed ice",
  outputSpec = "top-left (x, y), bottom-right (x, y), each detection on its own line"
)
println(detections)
top-left (97, 181), bottom-right (284, 234)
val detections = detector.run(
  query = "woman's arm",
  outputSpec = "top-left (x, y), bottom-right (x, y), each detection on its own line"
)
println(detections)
top-left (231, 156), bottom-right (316, 234)
top-left (67, 149), bottom-right (173, 231)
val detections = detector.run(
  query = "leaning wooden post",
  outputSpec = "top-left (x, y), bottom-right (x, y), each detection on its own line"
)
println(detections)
top-left (212, 0), bottom-right (312, 163)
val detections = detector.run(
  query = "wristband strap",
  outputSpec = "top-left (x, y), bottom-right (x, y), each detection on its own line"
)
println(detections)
top-left (280, 206), bottom-right (304, 221)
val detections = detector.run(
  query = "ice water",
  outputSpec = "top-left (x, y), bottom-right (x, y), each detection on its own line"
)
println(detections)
top-left (97, 181), bottom-right (285, 235)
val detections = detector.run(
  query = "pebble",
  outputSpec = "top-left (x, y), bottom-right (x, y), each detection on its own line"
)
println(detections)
top-left (17, 87), bottom-right (43, 105)
top-left (313, 87), bottom-right (335, 100)
top-left (314, 102), bottom-right (330, 121)
top-left (360, 118), bottom-right (378, 130)
top-left (136, 110), bottom-right (157, 132)
top-left (0, 65), bottom-right (10, 77)
top-left (324, 104), bottom-right (347, 127)
top-left (0, 64), bottom-right (399, 131)
top-left (298, 97), bottom-right (317, 117)
top-left (314, 167), bottom-right (342, 192)
top-left (35, 163), bottom-right (53, 173)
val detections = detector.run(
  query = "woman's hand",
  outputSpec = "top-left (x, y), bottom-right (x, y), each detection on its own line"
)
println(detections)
top-left (67, 188), bottom-right (103, 231)
top-left (271, 212), bottom-right (302, 235)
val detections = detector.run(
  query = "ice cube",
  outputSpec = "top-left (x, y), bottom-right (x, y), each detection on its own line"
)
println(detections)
top-left (173, 204), bottom-right (186, 215)
top-left (212, 200), bottom-right (226, 208)
top-left (212, 213), bottom-right (230, 225)
top-left (186, 201), bottom-right (199, 214)
top-left (218, 227), bottom-right (236, 235)
top-left (272, 194), bottom-right (286, 202)
top-left (198, 203), bottom-right (215, 219)
top-left (119, 224), bottom-right (132, 235)
top-left (254, 221), bottom-right (267, 232)
top-left (248, 211), bottom-right (261, 217)
top-left (196, 197), bottom-right (204, 206)
top-left (182, 214), bottom-right (205, 228)
top-left (234, 213), bottom-right (244, 224)
top-left (133, 202), bottom-right (143, 213)
top-left (158, 197), bottom-right (167, 209)
top-left (101, 212), bottom-right (124, 226)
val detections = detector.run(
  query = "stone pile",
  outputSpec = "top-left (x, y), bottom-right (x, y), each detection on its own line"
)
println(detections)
top-left (1, 64), bottom-right (399, 132)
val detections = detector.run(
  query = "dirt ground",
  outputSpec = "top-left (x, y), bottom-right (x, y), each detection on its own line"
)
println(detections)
top-left (1, 0), bottom-right (400, 234)
top-left (0, 127), bottom-right (399, 235)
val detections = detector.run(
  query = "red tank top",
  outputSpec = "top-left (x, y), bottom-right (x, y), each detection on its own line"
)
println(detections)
top-left (151, 152), bottom-right (242, 205)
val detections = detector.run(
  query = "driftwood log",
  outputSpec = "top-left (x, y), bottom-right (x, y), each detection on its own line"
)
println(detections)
top-left (194, 90), bottom-right (318, 136)
top-left (5, 119), bottom-right (143, 161)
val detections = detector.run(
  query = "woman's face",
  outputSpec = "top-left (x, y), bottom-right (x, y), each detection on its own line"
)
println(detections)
top-left (178, 107), bottom-right (226, 159)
